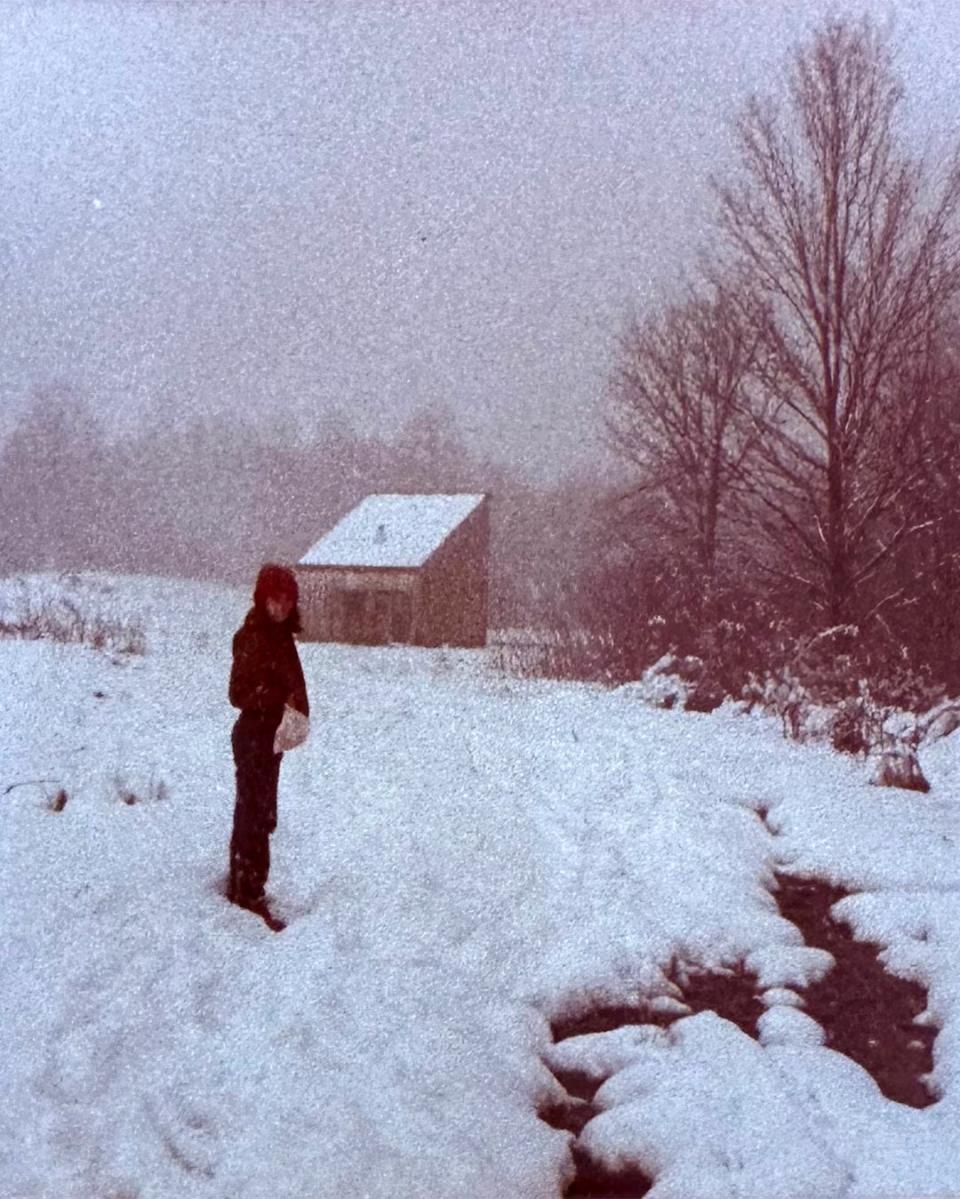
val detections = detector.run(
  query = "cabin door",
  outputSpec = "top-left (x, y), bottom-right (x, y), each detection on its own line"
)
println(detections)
top-left (369, 590), bottom-right (412, 644)
top-left (334, 587), bottom-right (412, 644)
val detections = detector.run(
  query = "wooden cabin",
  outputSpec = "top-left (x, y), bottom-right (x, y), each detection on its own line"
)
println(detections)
top-left (295, 493), bottom-right (489, 647)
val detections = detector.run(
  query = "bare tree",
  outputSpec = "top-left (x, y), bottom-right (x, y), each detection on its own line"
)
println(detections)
top-left (714, 18), bottom-right (960, 626)
top-left (874, 325), bottom-right (960, 679)
top-left (606, 285), bottom-right (759, 603)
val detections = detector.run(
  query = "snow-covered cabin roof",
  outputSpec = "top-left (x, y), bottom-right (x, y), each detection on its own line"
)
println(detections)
top-left (299, 493), bottom-right (486, 569)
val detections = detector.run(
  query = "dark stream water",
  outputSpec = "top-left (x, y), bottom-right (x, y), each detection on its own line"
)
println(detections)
top-left (541, 872), bottom-right (937, 1196)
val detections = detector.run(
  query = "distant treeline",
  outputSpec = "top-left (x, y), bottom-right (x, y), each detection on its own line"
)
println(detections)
top-left (0, 387), bottom-right (600, 631)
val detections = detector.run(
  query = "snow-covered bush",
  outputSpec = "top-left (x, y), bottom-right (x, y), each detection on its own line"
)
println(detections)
top-left (742, 667), bottom-right (814, 740)
top-left (0, 574), bottom-right (145, 655)
top-left (740, 626), bottom-right (954, 790)
top-left (616, 654), bottom-right (702, 709)
top-left (918, 697), bottom-right (960, 745)
top-left (614, 652), bottom-right (736, 713)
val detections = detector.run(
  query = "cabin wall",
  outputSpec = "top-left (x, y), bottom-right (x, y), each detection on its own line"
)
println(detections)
top-left (296, 566), bottom-right (418, 644)
top-left (417, 500), bottom-right (489, 647)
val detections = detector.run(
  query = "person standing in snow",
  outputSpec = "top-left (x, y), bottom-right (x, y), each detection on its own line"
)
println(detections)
top-left (227, 563), bottom-right (310, 930)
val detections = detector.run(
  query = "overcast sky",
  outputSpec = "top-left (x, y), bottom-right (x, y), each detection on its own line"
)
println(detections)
top-left (0, 0), bottom-right (957, 479)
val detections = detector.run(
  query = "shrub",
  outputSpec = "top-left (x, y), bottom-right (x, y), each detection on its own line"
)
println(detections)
top-left (0, 575), bottom-right (146, 655)
top-left (741, 625), bottom-right (955, 789)
top-left (869, 748), bottom-right (930, 794)
top-left (113, 769), bottom-right (169, 806)
top-left (616, 654), bottom-right (694, 709)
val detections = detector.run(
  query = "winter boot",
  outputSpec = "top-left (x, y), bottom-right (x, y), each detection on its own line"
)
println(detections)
top-left (245, 896), bottom-right (287, 933)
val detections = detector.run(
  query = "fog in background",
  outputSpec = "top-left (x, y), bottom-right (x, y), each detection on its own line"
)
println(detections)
top-left (1, 0), bottom-right (957, 609)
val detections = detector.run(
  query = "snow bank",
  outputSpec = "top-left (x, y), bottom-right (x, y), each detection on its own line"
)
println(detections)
top-left (581, 1012), bottom-right (853, 1198)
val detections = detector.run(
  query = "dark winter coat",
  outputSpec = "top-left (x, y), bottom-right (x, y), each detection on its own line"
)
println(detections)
top-left (228, 606), bottom-right (310, 725)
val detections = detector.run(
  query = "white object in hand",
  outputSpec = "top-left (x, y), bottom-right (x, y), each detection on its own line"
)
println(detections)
top-left (274, 705), bottom-right (310, 753)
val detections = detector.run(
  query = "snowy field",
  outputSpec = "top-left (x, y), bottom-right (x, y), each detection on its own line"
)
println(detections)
top-left (2, 573), bottom-right (960, 1197)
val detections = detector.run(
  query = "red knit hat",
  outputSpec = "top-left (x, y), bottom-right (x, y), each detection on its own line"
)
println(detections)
top-left (253, 563), bottom-right (299, 610)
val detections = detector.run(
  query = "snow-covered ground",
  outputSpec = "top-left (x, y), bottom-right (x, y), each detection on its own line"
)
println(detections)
top-left (2, 573), bottom-right (960, 1197)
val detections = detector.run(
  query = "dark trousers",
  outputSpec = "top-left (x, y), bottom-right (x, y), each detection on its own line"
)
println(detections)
top-left (229, 712), bottom-right (283, 906)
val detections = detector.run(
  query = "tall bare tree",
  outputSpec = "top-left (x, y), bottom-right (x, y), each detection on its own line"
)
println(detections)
top-left (715, 18), bottom-right (960, 626)
top-left (606, 286), bottom-right (759, 601)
